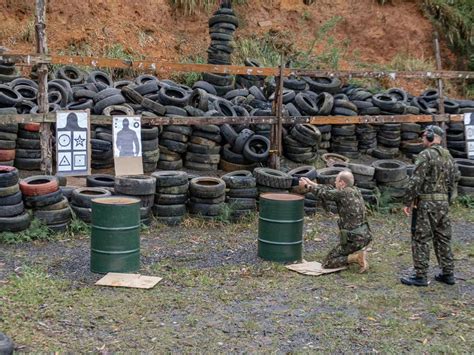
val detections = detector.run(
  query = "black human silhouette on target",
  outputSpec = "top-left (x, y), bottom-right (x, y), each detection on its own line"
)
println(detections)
top-left (116, 118), bottom-right (140, 157)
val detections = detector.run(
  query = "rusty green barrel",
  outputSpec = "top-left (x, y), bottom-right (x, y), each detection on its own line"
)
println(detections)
top-left (258, 193), bottom-right (304, 262)
top-left (91, 196), bottom-right (141, 273)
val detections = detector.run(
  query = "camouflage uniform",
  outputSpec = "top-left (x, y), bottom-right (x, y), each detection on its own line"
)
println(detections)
top-left (311, 185), bottom-right (372, 268)
top-left (403, 144), bottom-right (460, 278)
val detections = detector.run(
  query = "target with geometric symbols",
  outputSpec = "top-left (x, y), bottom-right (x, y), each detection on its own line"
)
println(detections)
top-left (56, 111), bottom-right (90, 175)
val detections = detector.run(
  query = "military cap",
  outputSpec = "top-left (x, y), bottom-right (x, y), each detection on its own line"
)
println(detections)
top-left (424, 125), bottom-right (445, 138)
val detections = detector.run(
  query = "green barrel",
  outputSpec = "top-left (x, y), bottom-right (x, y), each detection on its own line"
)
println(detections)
top-left (258, 193), bottom-right (304, 262)
top-left (91, 196), bottom-right (141, 274)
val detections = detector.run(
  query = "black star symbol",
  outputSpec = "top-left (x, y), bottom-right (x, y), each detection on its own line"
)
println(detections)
top-left (74, 135), bottom-right (85, 147)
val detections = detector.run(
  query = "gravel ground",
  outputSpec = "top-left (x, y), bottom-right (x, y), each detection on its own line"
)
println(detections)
top-left (0, 206), bottom-right (472, 352)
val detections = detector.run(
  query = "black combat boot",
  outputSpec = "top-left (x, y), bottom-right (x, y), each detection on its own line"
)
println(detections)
top-left (434, 273), bottom-right (455, 285)
top-left (400, 274), bottom-right (428, 287)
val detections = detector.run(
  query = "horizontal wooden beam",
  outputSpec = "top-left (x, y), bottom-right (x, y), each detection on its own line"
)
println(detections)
top-left (0, 113), bottom-right (463, 125)
top-left (1, 54), bottom-right (473, 80)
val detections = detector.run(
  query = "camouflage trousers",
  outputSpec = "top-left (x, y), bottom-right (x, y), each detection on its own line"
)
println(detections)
top-left (323, 232), bottom-right (372, 269)
top-left (412, 201), bottom-right (454, 277)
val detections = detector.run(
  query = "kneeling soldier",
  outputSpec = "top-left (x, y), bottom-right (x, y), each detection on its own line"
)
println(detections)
top-left (299, 171), bottom-right (372, 272)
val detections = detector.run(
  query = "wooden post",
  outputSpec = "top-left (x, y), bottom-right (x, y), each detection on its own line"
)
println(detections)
top-left (269, 54), bottom-right (285, 170)
top-left (433, 31), bottom-right (447, 147)
top-left (36, 0), bottom-right (52, 174)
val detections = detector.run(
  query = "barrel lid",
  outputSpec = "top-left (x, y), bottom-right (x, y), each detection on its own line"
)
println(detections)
top-left (260, 193), bottom-right (304, 201)
top-left (92, 196), bottom-right (140, 205)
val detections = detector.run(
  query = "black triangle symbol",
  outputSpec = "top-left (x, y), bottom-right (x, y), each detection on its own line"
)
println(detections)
top-left (59, 155), bottom-right (70, 166)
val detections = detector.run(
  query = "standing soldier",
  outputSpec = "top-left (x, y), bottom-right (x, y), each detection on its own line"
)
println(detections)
top-left (299, 171), bottom-right (372, 272)
top-left (401, 125), bottom-right (460, 287)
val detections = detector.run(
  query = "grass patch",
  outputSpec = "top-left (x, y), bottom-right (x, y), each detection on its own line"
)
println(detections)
top-left (0, 218), bottom-right (55, 244)
top-left (422, 0), bottom-right (473, 70)
top-left (0, 205), bottom-right (472, 352)
top-left (20, 19), bottom-right (35, 44)
top-left (170, 55), bottom-right (205, 86)
top-left (388, 53), bottom-right (436, 72)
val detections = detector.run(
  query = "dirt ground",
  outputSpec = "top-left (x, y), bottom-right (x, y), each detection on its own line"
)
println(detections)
top-left (0, 204), bottom-right (472, 352)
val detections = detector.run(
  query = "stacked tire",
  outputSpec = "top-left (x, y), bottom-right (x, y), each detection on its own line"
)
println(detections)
top-left (222, 170), bottom-right (258, 221)
top-left (86, 173), bottom-right (115, 194)
top-left (115, 175), bottom-right (156, 226)
top-left (0, 166), bottom-right (30, 232)
top-left (400, 123), bottom-right (423, 159)
top-left (158, 125), bottom-right (191, 170)
top-left (71, 187), bottom-right (112, 223)
top-left (287, 165), bottom-right (318, 215)
top-left (356, 124), bottom-right (377, 154)
top-left (236, 59), bottom-right (265, 89)
top-left (20, 175), bottom-right (71, 232)
top-left (185, 125), bottom-right (221, 171)
top-left (284, 124), bottom-right (319, 163)
top-left (331, 96), bottom-right (357, 116)
top-left (373, 123), bottom-right (401, 160)
top-left (447, 122), bottom-right (467, 159)
top-left (188, 177), bottom-right (226, 220)
top-left (0, 122), bottom-right (17, 166)
top-left (0, 58), bottom-right (19, 82)
top-left (316, 125), bottom-right (331, 154)
top-left (254, 167), bottom-right (293, 194)
top-left (455, 159), bottom-right (474, 197)
top-left (372, 160), bottom-right (408, 203)
top-left (91, 126), bottom-right (113, 169)
top-left (152, 171), bottom-right (188, 225)
top-left (220, 127), bottom-right (265, 171)
top-left (141, 125), bottom-right (160, 173)
top-left (206, 4), bottom-right (238, 95)
top-left (15, 123), bottom-right (42, 170)
top-left (348, 163), bottom-right (378, 205)
top-left (331, 125), bottom-right (358, 159)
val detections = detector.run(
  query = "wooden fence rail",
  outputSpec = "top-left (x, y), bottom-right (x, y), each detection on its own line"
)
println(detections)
top-left (1, 54), bottom-right (473, 80)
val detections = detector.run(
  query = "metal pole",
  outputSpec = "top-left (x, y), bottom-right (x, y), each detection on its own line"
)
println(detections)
top-left (36, 0), bottom-right (52, 174)
top-left (269, 54), bottom-right (285, 170)
top-left (433, 31), bottom-right (447, 147)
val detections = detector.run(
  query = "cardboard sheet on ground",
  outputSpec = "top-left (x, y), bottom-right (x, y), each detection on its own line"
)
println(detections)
top-left (95, 273), bottom-right (162, 289)
top-left (286, 261), bottom-right (346, 276)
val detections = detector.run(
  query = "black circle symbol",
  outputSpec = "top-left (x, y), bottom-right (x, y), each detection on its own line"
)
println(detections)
top-left (58, 134), bottom-right (71, 147)
top-left (133, 122), bottom-right (140, 128)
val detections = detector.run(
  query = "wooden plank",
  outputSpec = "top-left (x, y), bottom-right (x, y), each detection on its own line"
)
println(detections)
top-left (0, 114), bottom-right (464, 125)
top-left (2, 53), bottom-right (473, 79)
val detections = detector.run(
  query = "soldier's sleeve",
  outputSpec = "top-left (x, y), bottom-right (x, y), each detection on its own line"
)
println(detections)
top-left (403, 152), bottom-right (429, 206)
top-left (447, 153), bottom-right (461, 203)
top-left (312, 185), bottom-right (344, 202)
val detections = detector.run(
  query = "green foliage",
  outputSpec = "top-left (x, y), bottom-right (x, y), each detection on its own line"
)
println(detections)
top-left (233, 33), bottom-right (282, 67)
top-left (102, 43), bottom-right (146, 79)
top-left (171, 55), bottom-right (205, 86)
top-left (234, 16), bottom-right (347, 71)
top-left (388, 53), bottom-right (436, 72)
top-left (66, 217), bottom-right (90, 236)
top-left (301, 10), bottom-right (312, 21)
top-left (457, 195), bottom-right (474, 209)
top-left (0, 218), bottom-right (54, 244)
top-left (422, 0), bottom-right (473, 70)
top-left (292, 15), bottom-right (347, 70)
top-left (20, 19), bottom-right (35, 43)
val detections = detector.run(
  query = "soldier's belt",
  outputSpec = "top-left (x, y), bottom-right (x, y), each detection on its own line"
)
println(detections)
top-left (418, 193), bottom-right (448, 201)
